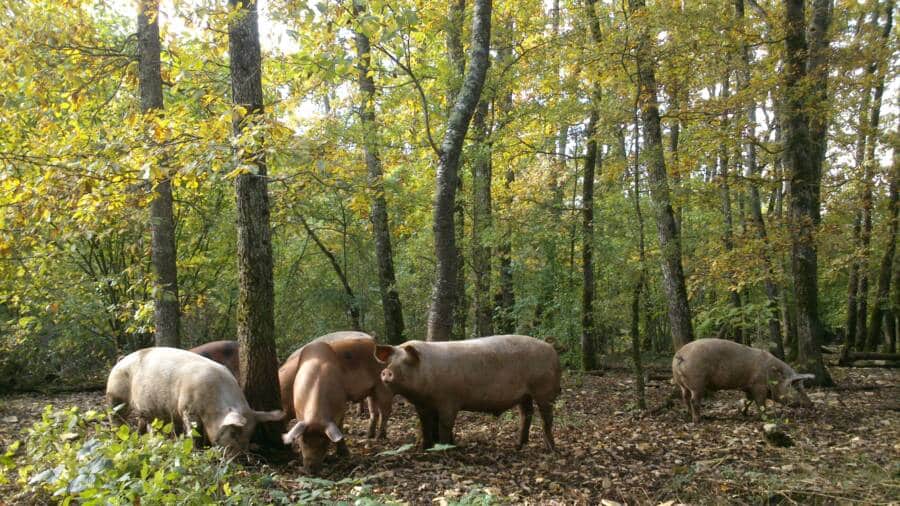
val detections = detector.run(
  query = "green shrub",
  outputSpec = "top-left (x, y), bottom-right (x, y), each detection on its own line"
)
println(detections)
top-left (4, 405), bottom-right (272, 505)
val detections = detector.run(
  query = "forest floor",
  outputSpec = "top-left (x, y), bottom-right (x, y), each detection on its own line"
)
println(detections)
top-left (0, 364), bottom-right (897, 504)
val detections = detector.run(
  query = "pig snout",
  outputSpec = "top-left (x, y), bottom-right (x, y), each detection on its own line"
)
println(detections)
top-left (381, 369), bottom-right (394, 383)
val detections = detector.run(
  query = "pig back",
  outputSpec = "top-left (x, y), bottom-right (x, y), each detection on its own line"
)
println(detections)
top-left (413, 335), bottom-right (560, 411)
top-left (189, 340), bottom-right (240, 380)
top-left (673, 338), bottom-right (769, 391)
top-left (112, 347), bottom-right (246, 421)
top-left (279, 331), bottom-right (376, 417)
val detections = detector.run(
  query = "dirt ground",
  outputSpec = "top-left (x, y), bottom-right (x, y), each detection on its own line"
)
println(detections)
top-left (1, 366), bottom-right (897, 504)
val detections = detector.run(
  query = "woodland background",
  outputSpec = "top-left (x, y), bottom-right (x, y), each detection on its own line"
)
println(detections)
top-left (0, 0), bottom-right (897, 391)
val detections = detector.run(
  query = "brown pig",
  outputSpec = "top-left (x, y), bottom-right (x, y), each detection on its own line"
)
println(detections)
top-left (374, 334), bottom-right (561, 451)
top-left (672, 338), bottom-right (815, 423)
top-left (189, 340), bottom-right (240, 380)
top-left (281, 338), bottom-right (393, 473)
top-left (106, 347), bottom-right (284, 454)
top-left (278, 331), bottom-right (391, 439)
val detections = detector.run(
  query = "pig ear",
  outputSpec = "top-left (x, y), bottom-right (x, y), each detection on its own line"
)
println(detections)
top-left (325, 422), bottom-right (344, 443)
top-left (254, 410), bottom-right (285, 423)
top-left (282, 421), bottom-right (306, 445)
top-left (402, 344), bottom-right (420, 365)
top-left (374, 345), bottom-right (395, 364)
top-left (222, 411), bottom-right (247, 428)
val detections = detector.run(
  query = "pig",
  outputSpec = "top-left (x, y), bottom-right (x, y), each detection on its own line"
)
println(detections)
top-left (672, 338), bottom-right (815, 423)
top-left (106, 347), bottom-right (284, 454)
top-left (374, 334), bottom-right (561, 451)
top-left (281, 338), bottom-right (392, 473)
top-left (278, 331), bottom-right (392, 439)
top-left (189, 340), bottom-right (240, 380)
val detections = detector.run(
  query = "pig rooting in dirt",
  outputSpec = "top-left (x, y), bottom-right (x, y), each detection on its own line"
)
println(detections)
top-left (106, 347), bottom-right (284, 454)
top-left (374, 334), bottom-right (561, 451)
top-left (672, 338), bottom-right (815, 423)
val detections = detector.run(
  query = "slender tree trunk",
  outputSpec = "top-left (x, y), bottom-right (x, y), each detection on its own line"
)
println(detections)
top-left (495, 20), bottom-right (516, 334)
top-left (736, 0), bottom-right (784, 356)
top-left (351, 2), bottom-right (405, 344)
top-left (228, 0), bottom-right (283, 440)
top-left (629, 0), bottom-right (694, 351)
top-left (138, 0), bottom-right (180, 348)
top-left (471, 99), bottom-right (494, 337)
top-left (869, 151), bottom-right (898, 351)
top-left (863, 0), bottom-right (894, 351)
top-left (845, 213), bottom-right (862, 351)
top-left (631, 105), bottom-right (648, 410)
top-left (581, 112), bottom-right (599, 371)
top-left (552, 0), bottom-right (567, 217)
top-left (718, 76), bottom-right (743, 343)
top-left (427, 0), bottom-right (492, 341)
top-left (298, 216), bottom-right (362, 331)
top-left (782, 0), bottom-right (834, 385)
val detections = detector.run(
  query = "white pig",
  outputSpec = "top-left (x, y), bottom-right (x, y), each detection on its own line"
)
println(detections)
top-left (106, 347), bottom-right (284, 453)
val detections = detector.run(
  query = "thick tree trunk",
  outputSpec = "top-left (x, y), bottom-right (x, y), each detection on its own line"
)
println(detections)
top-left (352, 2), bottom-right (405, 344)
top-left (864, 0), bottom-right (894, 351)
top-left (581, 111), bottom-right (599, 371)
top-left (471, 99), bottom-right (494, 337)
top-left (228, 0), bottom-right (283, 440)
top-left (299, 216), bottom-right (362, 331)
top-left (427, 0), bottom-right (492, 341)
top-left (629, 0), bottom-right (694, 351)
top-left (138, 0), bottom-right (180, 348)
top-left (782, 0), bottom-right (833, 385)
top-left (736, 0), bottom-right (784, 356)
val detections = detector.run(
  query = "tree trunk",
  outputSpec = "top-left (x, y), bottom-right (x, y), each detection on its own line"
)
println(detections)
top-left (629, 0), bottom-right (694, 351)
top-left (495, 20), bottom-right (516, 334)
top-left (351, 2), bottom-right (405, 344)
top-left (717, 76), bottom-right (743, 343)
top-left (298, 216), bottom-right (362, 331)
top-left (427, 0), bottom-right (492, 342)
top-left (630, 94), bottom-right (648, 409)
top-left (736, 0), bottom-right (784, 356)
top-left (228, 0), bottom-right (283, 441)
top-left (864, 0), bottom-right (894, 351)
top-left (782, 0), bottom-right (834, 385)
top-left (138, 0), bottom-right (180, 348)
top-left (471, 99), bottom-right (494, 337)
top-left (869, 154), bottom-right (898, 351)
top-left (581, 111), bottom-right (599, 371)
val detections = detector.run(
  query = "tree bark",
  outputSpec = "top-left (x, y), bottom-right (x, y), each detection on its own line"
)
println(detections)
top-left (138, 0), bottom-right (180, 348)
top-left (629, 0), bottom-right (694, 351)
top-left (864, 0), bottom-right (894, 351)
top-left (736, 0), bottom-right (784, 356)
top-left (869, 152), bottom-right (898, 351)
top-left (494, 20), bottom-right (516, 334)
top-left (351, 1), bottom-right (405, 344)
top-left (717, 76), bottom-right (743, 343)
top-left (782, 0), bottom-right (834, 385)
top-left (427, 0), bottom-right (492, 341)
top-left (581, 111), bottom-right (599, 371)
top-left (228, 0), bottom-right (283, 440)
top-left (471, 99), bottom-right (494, 337)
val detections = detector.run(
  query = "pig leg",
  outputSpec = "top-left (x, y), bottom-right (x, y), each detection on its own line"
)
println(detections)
top-left (517, 397), bottom-right (534, 450)
top-left (688, 389), bottom-right (702, 423)
top-left (366, 397), bottom-right (378, 439)
top-left (374, 386), bottom-right (393, 440)
top-left (679, 386), bottom-right (691, 418)
top-left (436, 409), bottom-right (457, 446)
top-left (749, 386), bottom-right (768, 418)
top-left (415, 405), bottom-right (439, 449)
top-left (536, 402), bottom-right (556, 452)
